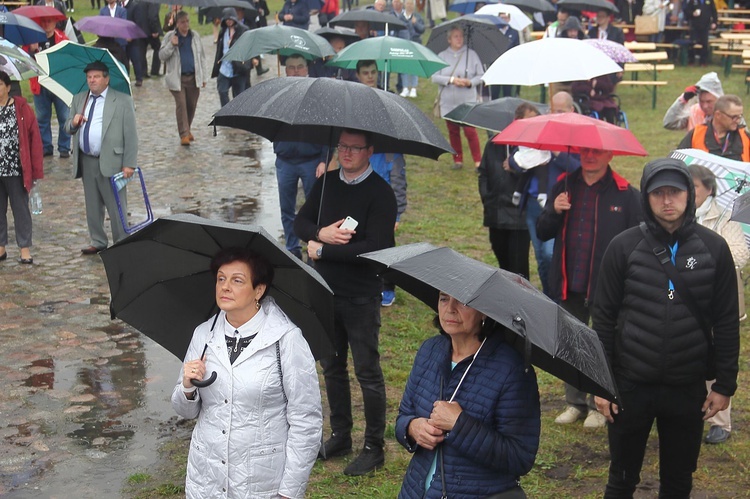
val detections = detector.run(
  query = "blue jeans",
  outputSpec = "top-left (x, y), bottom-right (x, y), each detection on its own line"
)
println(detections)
top-left (525, 198), bottom-right (554, 297)
top-left (320, 295), bottom-right (386, 448)
top-left (400, 73), bottom-right (418, 88)
top-left (33, 88), bottom-right (71, 154)
top-left (217, 72), bottom-right (248, 108)
top-left (275, 158), bottom-right (318, 256)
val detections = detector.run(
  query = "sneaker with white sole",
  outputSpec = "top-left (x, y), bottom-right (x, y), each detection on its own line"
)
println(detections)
top-left (554, 406), bottom-right (585, 424)
top-left (408, 88), bottom-right (417, 98)
top-left (381, 290), bottom-right (395, 307)
top-left (583, 409), bottom-right (607, 428)
top-left (399, 88), bottom-right (409, 98)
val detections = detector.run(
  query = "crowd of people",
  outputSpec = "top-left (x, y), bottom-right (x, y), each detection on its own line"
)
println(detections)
top-left (0, 0), bottom-right (746, 498)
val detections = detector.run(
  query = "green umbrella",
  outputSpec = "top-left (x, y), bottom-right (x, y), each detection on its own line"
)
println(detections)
top-left (326, 35), bottom-right (448, 78)
top-left (34, 40), bottom-right (130, 107)
top-left (0, 37), bottom-right (45, 81)
top-left (222, 24), bottom-right (334, 63)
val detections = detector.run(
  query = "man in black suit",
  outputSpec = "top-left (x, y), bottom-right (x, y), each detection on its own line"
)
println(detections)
top-left (588, 8), bottom-right (625, 44)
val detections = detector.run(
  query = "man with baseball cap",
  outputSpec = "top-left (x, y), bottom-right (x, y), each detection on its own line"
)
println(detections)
top-left (592, 158), bottom-right (739, 497)
top-left (65, 60), bottom-right (138, 254)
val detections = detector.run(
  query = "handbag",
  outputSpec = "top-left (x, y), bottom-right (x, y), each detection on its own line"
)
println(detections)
top-left (639, 223), bottom-right (716, 379)
top-left (433, 52), bottom-right (465, 119)
top-left (634, 14), bottom-right (659, 35)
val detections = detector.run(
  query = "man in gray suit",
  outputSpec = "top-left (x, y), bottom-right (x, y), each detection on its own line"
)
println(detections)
top-left (64, 61), bottom-right (138, 254)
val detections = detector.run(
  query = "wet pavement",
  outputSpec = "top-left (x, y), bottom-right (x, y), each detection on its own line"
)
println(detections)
top-left (0, 38), bottom-right (283, 497)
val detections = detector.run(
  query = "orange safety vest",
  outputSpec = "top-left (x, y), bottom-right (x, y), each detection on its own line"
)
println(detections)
top-left (691, 124), bottom-right (750, 162)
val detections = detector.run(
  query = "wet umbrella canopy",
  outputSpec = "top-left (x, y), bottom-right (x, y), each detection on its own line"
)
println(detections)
top-left (75, 16), bottom-right (148, 40)
top-left (326, 35), bottom-right (448, 77)
top-left (328, 9), bottom-right (407, 31)
top-left (0, 38), bottom-right (45, 81)
top-left (444, 97), bottom-right (549, 132)
top-left (0, 12), bottom-right (48, 46)
top-left (211, 76), bottom-right (453, 159)
top-left (361, 243), bottom-right (620, 402)
top-left (426, 16), bottom-right (511, 67)
top-left (492, 112), bottom-right (647, 156)
top-left (222, 24), bottom-right (334, 62)
top-left (100, 214), bottom-right (336, 362)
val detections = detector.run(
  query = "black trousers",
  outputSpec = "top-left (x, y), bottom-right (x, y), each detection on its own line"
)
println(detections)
top-left (140, 35), bottom-right (161, 76)
top-left (320, 295), bottom-right (386, 448)
top-left (488, 227), bottom-right (530, 279)
top-left (604, 379), bottom-right (707, 498)
top-left (689, 24), bottom-right (710, 64)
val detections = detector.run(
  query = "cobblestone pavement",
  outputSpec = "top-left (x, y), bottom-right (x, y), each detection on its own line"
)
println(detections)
top-left (0, 38), bottom-right (284, 497)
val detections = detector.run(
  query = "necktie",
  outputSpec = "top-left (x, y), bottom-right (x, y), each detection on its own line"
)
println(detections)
top-left (83, 94), bottom-right (99, 155)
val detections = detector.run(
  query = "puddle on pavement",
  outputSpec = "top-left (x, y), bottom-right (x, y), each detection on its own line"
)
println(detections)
top-left (3, 330), bottom-right (182, 498)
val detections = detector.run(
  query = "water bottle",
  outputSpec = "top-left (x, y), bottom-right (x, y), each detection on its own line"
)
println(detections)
top-left (30, 181), bottom-right (42, 215)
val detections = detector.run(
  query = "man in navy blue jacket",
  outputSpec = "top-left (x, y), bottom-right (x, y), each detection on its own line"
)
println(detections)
top-left (273, 54), bottom-right (328, 259)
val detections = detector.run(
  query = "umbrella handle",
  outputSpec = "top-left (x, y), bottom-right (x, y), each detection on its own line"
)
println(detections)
top-left (191, 371), bottom-right (217, 387)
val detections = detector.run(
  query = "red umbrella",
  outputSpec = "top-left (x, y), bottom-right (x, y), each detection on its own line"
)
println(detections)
top-left (492, 112), bottom-right (648, 156)
top-left (13, 5), bottom-right (68, 23)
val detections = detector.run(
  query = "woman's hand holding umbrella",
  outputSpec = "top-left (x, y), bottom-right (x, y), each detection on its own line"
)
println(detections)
top-left (182, 355), bottom-right (207, 397)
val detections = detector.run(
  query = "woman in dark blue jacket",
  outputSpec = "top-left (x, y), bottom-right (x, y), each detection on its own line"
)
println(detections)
top-left (396, 293), bottom-right (541, 498)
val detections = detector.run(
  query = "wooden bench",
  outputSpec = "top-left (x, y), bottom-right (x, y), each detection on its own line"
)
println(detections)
top-left (621, 51), bottom-right (672, 109)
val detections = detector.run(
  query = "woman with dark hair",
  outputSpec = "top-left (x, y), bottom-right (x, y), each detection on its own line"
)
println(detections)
top-left (0, 70), bottom-right (43, 265)
top-left (396, 292), bottom-right (541, 498)
top-left (172, 247), bottom-right (322, 499)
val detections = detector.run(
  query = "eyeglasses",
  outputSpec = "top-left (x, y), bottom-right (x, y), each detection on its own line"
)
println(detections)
top-left (285, 64), bottom-right (306, 72)
top-left (719, 110), bottom-right (744, 122)
top-left (337, 144), bottom-right (368, 154)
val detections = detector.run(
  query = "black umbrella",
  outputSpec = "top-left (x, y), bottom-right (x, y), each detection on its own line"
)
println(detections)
top-left (731, 190), bottom-right (750, 225)
top-left (426, 17), bottom-right (511, 67)
top-left (328, 9), bottom-right (407, 32)
top-left (360, 243), bottom-right (621, 403)
top-left (444, 97), bottom-right (549, 132)
top-left (139, 0), bottom-right (258, 13)
top-left (210, 76), bottom-right (453, 160)
top-left (100, 214), bottom-right (335, 365)
top-left (0, 12), bottom-right (48, 46)
top-left (556, 0), bottom-right (619, 13)
top-left (315, 26), bottom-right (361, 46)
top-left (503, 0), bottom-right (556, 13)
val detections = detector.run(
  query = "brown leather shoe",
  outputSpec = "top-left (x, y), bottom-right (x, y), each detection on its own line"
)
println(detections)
top-left (180, 136), bottom-right (191, 146)
top-left (188, 133), bottom-right (195, 142)
top-left (81, 246), bottom-right (105, 255)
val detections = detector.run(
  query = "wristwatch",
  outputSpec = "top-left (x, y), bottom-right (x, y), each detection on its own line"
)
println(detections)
top-left (316, 245), bottom-right (323, 259)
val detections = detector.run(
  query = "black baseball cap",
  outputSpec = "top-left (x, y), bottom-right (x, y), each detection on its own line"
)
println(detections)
top-left (646, 170), bottom-right (689, 193)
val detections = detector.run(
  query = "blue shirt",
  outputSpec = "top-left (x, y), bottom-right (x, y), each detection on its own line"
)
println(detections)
top-left (178, 31), bottom-right (195, 74)
top-left (219, 29), bottom-right (234, 78)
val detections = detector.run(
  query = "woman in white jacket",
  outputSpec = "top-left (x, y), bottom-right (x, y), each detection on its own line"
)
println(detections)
top-left (172, 247), bottom-right (323, 499)
top-left (689, 164), bottom-right (748, 446)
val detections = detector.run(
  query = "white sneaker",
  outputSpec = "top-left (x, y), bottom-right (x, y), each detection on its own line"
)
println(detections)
top-left (408, 88), bottom-right (417, 98)
top-left (554, 406), bottom-right (584, 424)
top-left (399, 88), bottom-right (409, 98)
top-left (583, 410), bottom-right (607, 428)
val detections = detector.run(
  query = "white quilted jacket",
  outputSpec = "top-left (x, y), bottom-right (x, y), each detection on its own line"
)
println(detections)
top-left (171, 297), bottom-right (322, 499)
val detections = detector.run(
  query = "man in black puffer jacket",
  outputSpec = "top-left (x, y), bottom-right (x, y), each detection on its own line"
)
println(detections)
top-left (592, 157), bottom-right (739, 498)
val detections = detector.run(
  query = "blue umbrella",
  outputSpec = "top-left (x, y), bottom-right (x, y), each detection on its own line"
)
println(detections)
top-left (448, 0), bottom-right (499, 15)
top-left (0, 12), bottom-right (48, 46)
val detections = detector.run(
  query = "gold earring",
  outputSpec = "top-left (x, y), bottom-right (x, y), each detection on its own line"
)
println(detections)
top-left (255, 299), bottom-right (261, 310)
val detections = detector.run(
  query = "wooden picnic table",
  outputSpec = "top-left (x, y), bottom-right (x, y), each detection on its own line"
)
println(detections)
top-left (719, 8), bottom-right (750, 15)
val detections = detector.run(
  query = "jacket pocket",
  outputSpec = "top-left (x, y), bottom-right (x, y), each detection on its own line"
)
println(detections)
top-left (246, 441), bottom-right (285, 495)
top-left (114, 146), bottom-right (124, 155)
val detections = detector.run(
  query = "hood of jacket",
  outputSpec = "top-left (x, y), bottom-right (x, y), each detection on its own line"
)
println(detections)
top-left (221, 7), bottom-right (239, 27)
top-left (640, 157), bottom-right (696, 237)
top-left (695, 71), bottom-right (724, 98)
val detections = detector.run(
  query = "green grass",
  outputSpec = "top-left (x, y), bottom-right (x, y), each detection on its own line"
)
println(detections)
top-left (118, 6), bottom-right (750, 496)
